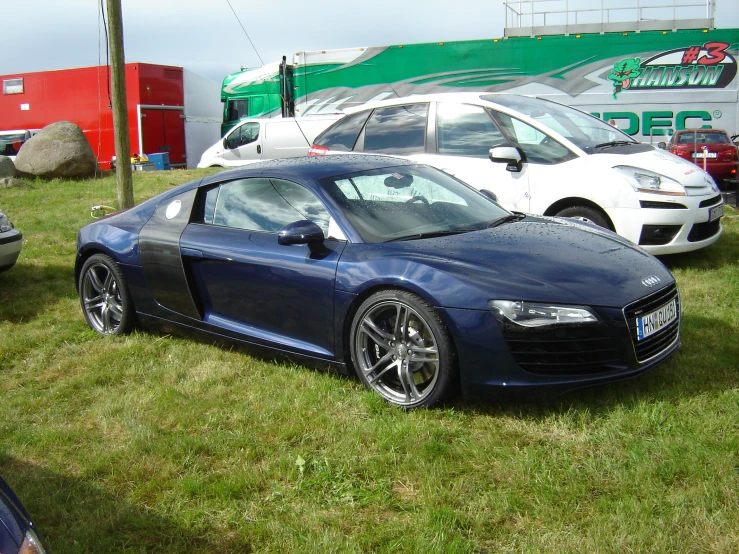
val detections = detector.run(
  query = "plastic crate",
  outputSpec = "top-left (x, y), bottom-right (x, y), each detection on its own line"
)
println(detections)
top-left (147, 152), bottom-right (171, 171)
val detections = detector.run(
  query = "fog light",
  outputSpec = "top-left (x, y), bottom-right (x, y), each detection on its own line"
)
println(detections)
top-left (638, 225), bottom-right (681, 246)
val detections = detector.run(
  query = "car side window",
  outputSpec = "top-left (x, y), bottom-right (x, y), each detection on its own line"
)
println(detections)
top-left (226, 123), bottom-right (259, 149)
top-left (362, 104), bottom-right (429, 155)
top-left (206, 178), bottom-right (331, 234)
top-left (436, 103), bottom-right (508, 157)
top-left (491, 111), bottom-right (576, 165)
top-left (314, 111), bottom-right (371, 151)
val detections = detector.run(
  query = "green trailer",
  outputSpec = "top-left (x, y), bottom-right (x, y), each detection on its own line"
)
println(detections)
top-left (220, 28), bottom-right (739, 140)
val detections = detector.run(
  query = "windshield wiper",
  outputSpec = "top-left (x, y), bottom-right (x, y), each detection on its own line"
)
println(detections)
top-left (384, 229), bottom-right (477, 242)
top-left (593, 140), bottom-right (636, 149)
top-left (487, 212), bottom-right (526, 229)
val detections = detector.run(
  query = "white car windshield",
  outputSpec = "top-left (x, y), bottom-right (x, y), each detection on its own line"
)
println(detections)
top-left (484, 95), bottom-right (637, 152)
top-left (320, 165), bottom-right (510, 243)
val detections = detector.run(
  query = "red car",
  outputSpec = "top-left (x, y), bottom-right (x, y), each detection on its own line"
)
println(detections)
top-left (661, 129), bottom-right (738, 187)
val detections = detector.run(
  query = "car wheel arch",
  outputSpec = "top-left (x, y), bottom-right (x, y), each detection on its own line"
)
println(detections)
top-left (544, 198), bottom-right (615, 231)
top-left (339, 283), bottom-right (460, 377)
top-left (75, 246), bottom-right (117, 290)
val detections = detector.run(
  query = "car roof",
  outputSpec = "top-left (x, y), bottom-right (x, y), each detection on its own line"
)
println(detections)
top-left (342, 92), bottom-right (494, 114)
top-left (201, 154), bottom-right (416, 186)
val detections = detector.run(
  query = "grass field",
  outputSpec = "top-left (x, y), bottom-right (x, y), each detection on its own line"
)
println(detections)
top-left (1, 171), bottom-right (738, 553)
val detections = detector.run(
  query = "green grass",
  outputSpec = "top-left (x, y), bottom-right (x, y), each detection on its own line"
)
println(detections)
top-left (1, 172), bottom-right (738, 553)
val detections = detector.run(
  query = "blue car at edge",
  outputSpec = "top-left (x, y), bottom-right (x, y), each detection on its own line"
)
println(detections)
top-left (75, 155), bottom-right (681, 408)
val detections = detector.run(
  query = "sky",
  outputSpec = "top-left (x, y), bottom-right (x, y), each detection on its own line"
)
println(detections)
top-left (2, 0), bottom-right (738, 85)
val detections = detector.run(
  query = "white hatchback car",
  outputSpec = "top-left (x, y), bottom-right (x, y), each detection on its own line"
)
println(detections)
top-left (309, 93), bottom-right (724, 255)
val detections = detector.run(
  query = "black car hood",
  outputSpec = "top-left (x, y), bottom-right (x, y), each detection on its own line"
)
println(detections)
top-left (338, 216), bottom-right (674, 310)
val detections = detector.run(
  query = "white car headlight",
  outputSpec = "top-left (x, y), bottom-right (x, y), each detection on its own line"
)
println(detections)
top-left (0, 211), bottom-right (14, 233)
top-left (613, 166), bottom-right (687, 197)
top-left (489, 300), bottom-right (598, 327)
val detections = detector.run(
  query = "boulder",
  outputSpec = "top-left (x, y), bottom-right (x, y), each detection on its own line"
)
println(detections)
top-left (0, 156), bottom-right (15, 178)
top-left (15, 121), bottom-right (98, 179)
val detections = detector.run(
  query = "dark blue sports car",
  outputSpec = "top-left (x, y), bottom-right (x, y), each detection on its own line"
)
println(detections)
top-left (0, 475), bottom-right (46, 554)
top-left (75, 155), bottom-right (681, 408)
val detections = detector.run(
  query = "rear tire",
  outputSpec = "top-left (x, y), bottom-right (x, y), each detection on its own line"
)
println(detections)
top-left (555, 205), bottom-right (612, 230)
top-left (349, 290), bottom-right (456, 408)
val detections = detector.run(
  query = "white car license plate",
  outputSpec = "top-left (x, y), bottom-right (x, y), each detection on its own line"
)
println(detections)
top-left (692, 152), bottom-right (717, 159)
top-left (636, 298), bottom-right (678, 341)
top-left (709, 205), bottom-right (724, 222)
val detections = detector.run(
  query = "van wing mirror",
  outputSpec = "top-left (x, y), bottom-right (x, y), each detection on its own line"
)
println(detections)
top-left (657, 142), bottom-right (667, 149)
top-left (489, 146), bottom-right (525, 173)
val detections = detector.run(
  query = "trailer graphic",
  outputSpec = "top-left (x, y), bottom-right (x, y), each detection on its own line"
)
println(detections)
top-left (608, 41), bottom-right (737, 98)
top-left (221, 28), bottom-right (739, 140)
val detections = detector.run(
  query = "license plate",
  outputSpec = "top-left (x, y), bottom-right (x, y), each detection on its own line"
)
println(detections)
top-left (636, 298), bottom-right (678, 341)
top-left (692, 152), bottom-right (717, 158)
top-left (709, 205), bottom-right (724, 222)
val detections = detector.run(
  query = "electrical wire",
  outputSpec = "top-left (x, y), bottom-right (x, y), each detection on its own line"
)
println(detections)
top-left (224, 0), bottom-right (264, 66)
top-left (100, 0), bottom-right (111, 108)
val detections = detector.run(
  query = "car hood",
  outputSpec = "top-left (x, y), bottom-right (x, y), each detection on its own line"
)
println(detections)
top-left (197, 141), bottom-right (223, 167)
top-left (588, 148), bottom-right (718, 195)
top-left (338, 216), bottom-right (674, 310)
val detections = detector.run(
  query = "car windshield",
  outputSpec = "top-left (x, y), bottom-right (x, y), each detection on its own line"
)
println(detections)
top-left (0, 133), bottom-right (27, 156)
top-left (320, 164), bottom-right (510, 243)
top-left (483, 95), bottom-right (636, 152)
top-left (676, 131), bottom-right (730, 145)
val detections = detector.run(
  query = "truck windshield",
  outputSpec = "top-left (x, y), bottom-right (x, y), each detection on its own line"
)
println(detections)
top-left (483, 95), bottom-right (636, 152)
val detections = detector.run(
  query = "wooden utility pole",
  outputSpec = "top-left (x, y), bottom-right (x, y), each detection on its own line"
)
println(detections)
top-left (106, 0), bottom-right (134, 209)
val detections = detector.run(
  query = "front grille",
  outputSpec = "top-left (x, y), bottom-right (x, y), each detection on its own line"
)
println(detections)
top-left (699, 195), bottom-right (722, 208)
top-left (687, 219), bottom-right (721, 242)
top-left (624, 284), bottom-right (680, 363)
top-left (502, 325), bottom-right (625, 375)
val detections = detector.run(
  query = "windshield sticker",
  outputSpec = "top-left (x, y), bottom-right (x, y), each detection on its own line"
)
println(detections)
top-left (608, 42), bottom-right (737, 99)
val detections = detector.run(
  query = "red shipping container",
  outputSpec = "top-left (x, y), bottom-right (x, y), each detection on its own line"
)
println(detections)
top-left (0, 63), bottom-right (187, 170)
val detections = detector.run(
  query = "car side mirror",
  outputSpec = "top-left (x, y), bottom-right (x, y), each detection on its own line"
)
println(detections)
top-left (489, 146), bottom-right (525, 173)
top-left (479, 189), bottom-right (498, 202)
top-left (657, 142), bottom-right (667, 149)
top-left (278, 220), bottom-right (325, 246)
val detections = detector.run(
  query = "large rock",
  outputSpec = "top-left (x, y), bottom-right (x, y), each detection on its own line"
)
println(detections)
top-left (15, 121), bottom-right (98, 179)
top-left (0, 156), bottom-right (15, 178)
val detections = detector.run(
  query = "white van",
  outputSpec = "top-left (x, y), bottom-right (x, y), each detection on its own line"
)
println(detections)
top-left (197, 115), bottom-right (341, 168)
top-left (310, 93), bottom-right (724, 255)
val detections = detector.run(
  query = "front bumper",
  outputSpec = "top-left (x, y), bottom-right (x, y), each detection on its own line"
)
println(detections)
top-left (440, 284), bottom-right (681, 399)
top-left (607, 193), bottom-right (724, 255)
top-left (0, 228), bottom-right (23, 271)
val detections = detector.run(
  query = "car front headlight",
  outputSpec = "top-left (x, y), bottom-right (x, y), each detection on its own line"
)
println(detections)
top-left (19, 528), bottom-right (47, 554)
top-left (613, 166), bottom-right (687, 196)
top-left (489, 300), bottom-right (598, 327)
top-left (0, 211), bottom-right (14, 233)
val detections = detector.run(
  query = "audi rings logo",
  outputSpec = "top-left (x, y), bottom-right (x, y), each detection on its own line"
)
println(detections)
top-left (641, 275), bottom-right (661, 287)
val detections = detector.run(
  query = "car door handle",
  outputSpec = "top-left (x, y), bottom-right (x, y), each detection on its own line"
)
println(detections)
top-left (181, 247), bottom-right (203, 258)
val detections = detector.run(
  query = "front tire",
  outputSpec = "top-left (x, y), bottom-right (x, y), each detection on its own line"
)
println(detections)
top-left (78, 254), bottom-right (134, 336)
top-left (349, 290), bottom-right (456, 408)
top-left (555, 205), bottom-right (612, 230)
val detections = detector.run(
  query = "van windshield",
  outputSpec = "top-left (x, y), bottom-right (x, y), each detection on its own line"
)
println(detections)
top-left (483, 95), bottom-right (636, 152)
